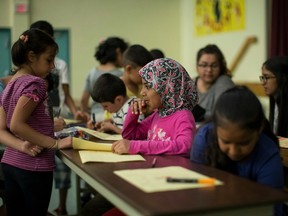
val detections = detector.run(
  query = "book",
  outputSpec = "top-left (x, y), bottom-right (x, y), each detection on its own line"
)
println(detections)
top-left (78, 150), bottom-right (145, 163)
top-left (72, 137), bottom-right (145, 163)
top-left (75, 126), bottom-right (122, 141)
top-left (72, 137), bottom-right (112, 151)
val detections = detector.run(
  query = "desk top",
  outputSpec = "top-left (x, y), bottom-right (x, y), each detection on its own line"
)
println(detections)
top-left (59, 149), bottom-right (288, 216)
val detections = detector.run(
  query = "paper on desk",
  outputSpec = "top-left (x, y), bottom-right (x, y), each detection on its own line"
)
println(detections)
top-left (75, 126), bottom-right (122, 141)
top-left (64, 118), bottom-right (81, 125)
top-left (114, 166), bottom-right (223, 193)
top-left (78, 150), bottom-right (145, 163)
top-left (72, 137), bottom-right (112, 151)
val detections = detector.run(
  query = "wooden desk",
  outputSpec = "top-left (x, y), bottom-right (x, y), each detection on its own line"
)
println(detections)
top-left (58, 149), bottom-right (288, 216)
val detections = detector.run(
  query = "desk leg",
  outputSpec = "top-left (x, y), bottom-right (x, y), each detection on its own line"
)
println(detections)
top-left (76, 175), bottom-right (82, 214)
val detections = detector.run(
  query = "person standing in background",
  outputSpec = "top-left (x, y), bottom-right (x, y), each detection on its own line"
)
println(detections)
top-left (195, 44), bottom-right (234, 120)
top-left (80, 37), bottom-right (128, 121)
top-left (30, 20), bottom-right (88, 121)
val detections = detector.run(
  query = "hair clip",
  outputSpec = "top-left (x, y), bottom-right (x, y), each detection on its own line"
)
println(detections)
top-left (19, 35), bottom-right (28, 43)
top-left (99, 37), bottom-right (106, 44)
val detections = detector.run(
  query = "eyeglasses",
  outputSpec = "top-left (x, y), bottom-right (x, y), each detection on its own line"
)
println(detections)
top-left (259, 75), bottom-right (276, 83)
top-left (197, 64), bottom-right (219, 69)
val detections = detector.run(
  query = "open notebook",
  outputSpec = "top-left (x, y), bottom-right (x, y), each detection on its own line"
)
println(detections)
top-left (72, 137), bottom-right (145, 163)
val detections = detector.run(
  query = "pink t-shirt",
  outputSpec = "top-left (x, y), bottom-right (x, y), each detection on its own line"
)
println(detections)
top-left (0, 75), bottom-right (55, 171)
top-left (122, 108), bottom-right (196, 157)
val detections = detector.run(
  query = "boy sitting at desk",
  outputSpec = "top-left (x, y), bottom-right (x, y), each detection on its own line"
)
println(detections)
top-left (87, 73), bottom-right (140, 134)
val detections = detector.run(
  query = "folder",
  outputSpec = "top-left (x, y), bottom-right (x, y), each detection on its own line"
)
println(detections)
top-left (75, 126), bottom-right (122, 141)
top-left (72, 137), bottom-right (112, 151)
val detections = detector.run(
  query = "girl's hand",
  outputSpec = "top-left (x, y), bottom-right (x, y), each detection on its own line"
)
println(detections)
top-left (22, 141), bottom-right (43, 157)
top-left (112, 139), bottom-right (130, 154)
top-left (58, 136), bottom-right (72, 149)
top-left (130, 98), bottom-right (147, 115)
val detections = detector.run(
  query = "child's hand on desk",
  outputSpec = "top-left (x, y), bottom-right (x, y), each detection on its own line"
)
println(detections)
top-left (112, 139), bottom-right (130, 154)
top-left (86, 120), bottom-right (101, 130)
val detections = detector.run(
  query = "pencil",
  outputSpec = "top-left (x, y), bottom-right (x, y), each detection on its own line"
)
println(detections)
top-left (166, 177), bottom-right (215, 184)
top-left (56, 108), bottom-right (61, 118)
top-left (92, 113), bottom-right (96, 130)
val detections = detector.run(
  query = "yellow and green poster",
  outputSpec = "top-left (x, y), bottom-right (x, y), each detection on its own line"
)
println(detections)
top-left (195, 0), bottom-right (245, 36)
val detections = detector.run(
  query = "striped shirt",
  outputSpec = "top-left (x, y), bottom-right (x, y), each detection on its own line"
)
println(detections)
top-left (0, 75), bottom-right (55, 171)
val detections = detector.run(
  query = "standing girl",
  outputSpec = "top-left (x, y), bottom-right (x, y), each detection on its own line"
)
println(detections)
top-left (190, 86), bottom-right (284, 216)
top-left (112, 58), bottom-right (199, 157)
top-left (0, 29), bottom-right (71, 216)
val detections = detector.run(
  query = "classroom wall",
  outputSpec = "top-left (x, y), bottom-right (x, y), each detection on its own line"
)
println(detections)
top-left (0, 0), bottom-right (267, 103)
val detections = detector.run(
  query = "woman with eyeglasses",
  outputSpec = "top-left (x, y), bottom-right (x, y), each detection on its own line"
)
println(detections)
top-left (260, 56), bottom-right (288, 137)
top-left (261, 56), bottom-right (288, 215)
top-left (195, 44), bottom-right (235, 121)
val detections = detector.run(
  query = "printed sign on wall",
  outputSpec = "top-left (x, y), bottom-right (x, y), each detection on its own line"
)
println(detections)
top-left (195, 0), bottom-right (245, 36)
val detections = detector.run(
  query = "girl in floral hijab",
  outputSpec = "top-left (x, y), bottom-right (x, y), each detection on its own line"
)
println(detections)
top-left (112, 58), bottom-right (198, 157)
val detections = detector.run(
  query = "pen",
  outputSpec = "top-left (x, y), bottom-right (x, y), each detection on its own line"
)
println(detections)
top-left (92, 113), bottom-right (96, 123)
top-left (92, 113), bottom-right (96, 130)
top-left (166, 177), bottom-right (215, 184)
top-left (151, 158), bottom-right (157, 168)
top-left (56, 108), bottom-right (61, 118)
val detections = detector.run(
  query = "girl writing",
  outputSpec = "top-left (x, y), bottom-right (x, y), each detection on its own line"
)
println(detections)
top-left (112, 57), bottom-right (198, 157)
top-left (0, 29), bottom-right (71, 216)
top-left (190, 86), bottom-right (284, 216)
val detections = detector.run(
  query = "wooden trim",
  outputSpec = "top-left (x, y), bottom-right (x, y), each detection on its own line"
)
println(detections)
top-left (235, 82), bottom-right (267, 97)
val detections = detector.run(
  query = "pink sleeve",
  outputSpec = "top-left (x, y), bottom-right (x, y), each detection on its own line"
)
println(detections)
top-left (122, 107), bottom-right (153, 140)
top-left (129, 110), bottom-right (196, 158)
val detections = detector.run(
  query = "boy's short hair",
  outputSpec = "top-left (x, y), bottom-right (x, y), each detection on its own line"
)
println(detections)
top-left (91, 73), bottom-right (126, 103)
top-left (123, 44), bottom-right (153, 67)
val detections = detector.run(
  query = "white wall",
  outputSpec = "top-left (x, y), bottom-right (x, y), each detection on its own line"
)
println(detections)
top-left (0, 0), bottom-right (267, 102)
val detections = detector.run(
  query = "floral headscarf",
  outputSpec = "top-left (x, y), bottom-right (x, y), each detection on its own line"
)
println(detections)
top-left (139, 58), bottom-right (198, 117)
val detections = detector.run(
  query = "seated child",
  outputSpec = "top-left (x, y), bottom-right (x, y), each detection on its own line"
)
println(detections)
top-left (112, 57), bottom-right (198, 157)
top-left (190, 86), bottom-right (284, 216)
top-left (104, 57), bottom-right (199, 216)
top-left (87, 73), bottom-right (140, 134)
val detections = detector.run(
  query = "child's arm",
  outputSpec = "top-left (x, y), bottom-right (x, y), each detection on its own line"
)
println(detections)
top-left (0, 106), bottom-right (43, 156)
top-left (10, 95), bottom-right (71, 149)
top-left (122, 106), bottom-right (151, 140)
